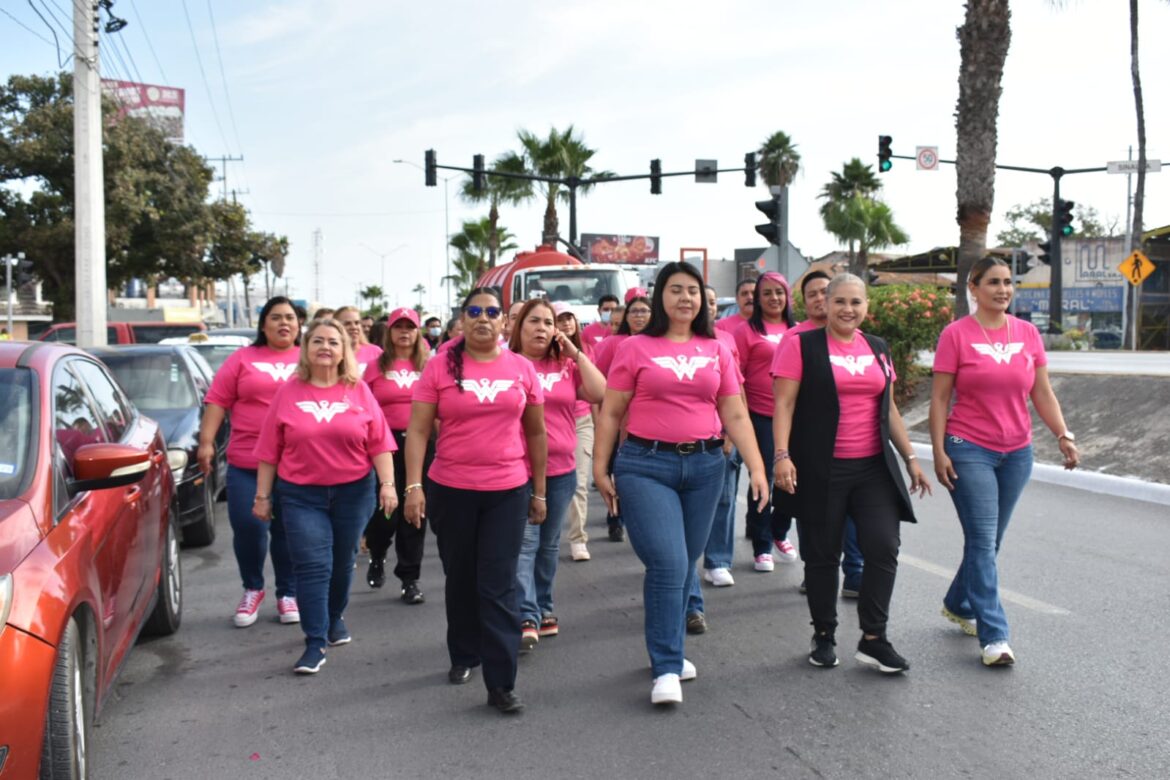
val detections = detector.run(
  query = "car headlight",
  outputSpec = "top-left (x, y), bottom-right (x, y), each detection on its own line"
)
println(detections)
top-left (167, 449), bottom-right (189, 478)
top-left (0, 574), bottom-right (12, 636)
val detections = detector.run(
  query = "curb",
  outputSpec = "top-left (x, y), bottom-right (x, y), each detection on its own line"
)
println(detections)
top-left (911, 442), bottom-right (1170, 507)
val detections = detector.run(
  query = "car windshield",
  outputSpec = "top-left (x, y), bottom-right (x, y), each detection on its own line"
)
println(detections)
top-left (190, 344), bottom-right (244, 373)
top-left (100, 352), bottom-right (198, 410)
top-left (525, 269), bottom-right (624, 305)
top-left (0, 368), bottom-right (35, 500)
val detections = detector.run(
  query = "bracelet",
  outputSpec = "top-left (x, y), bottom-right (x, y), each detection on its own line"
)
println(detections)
top-left (404, 483), bottom-right (423, 494)
top-left (380, 480), bottom-right (395, 487)
top-left (774, 450), bottom-right (791, 461)
top-left (531, 494), bottom-right (547, 502)
top-left (254, 494), bottom-right (270, 501)
top-left (904, 453), bottom-right (918, 462)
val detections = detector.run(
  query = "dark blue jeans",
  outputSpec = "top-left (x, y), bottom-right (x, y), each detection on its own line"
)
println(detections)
top-left (226, 465), bottom-right (295, 598)
top-left (517, 471), bottom-right (577, 624)
top-left (277, 474), bottom-right (375, 650)
top-left (615, 441), bottom-right (725, 677)
top-left (843, 517), bottom-right (863, 590)
top-left (746, 411), bottom-right (796, 556)
top-left (942, 437), bottom-right (1033, 645)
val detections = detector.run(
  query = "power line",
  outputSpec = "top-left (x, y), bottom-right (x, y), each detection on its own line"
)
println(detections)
top-left (23, 0), bottom-right (68, 66)
top-left (127, 0), bottom-right (169, 84)
top-left (179, 0), bottom-right (232, 155)
top-left (1, 7), bottom-right (57, 48)
top-left (204, 1), bottom-right (244, 158)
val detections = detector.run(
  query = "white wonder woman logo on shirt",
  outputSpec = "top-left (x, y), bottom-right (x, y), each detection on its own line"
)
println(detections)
top-left (829, 354), bottom-right (876, 377)
top-left (252, 362), bottom-right (296, 382)
top-left (295, 400), bottom-right (352, 423)
top-left (651, 355), bottom-right (716, 381)
top-left (386, 369), bottom-right (420, 388)
top-left (537, 368), bottom-right (569, 393)
top-left (764, 333), bottom-right (784, 345)
top-left (971, 342), bottom-right (1025, 365)
top-left (460, 378), bottom-right (515, 403)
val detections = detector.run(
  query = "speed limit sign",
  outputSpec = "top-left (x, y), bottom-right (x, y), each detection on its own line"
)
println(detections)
top-left (916, 146), bottom-right (939, 171)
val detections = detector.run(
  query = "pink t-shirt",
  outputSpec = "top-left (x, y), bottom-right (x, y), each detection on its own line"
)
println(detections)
top-left (772, 332), bottom-right (895, 459)
top-left (413, 349), bottom-right (543, 490)
top-left (354, 343), bottom-right (383, 376)
top-left (253, 379), bottom-right (395, 486)
top-left (531, 357), bottom-right (583, 477)
top-left (715, 313), bottom-right (749, 334)
top-left (363, 357), bottom-right (424, 431)
top-left (734, 320), bottom-right (791, 416)
top-left (714, 329), bottom-right (744, 385)
top-left (205, 344), bottom-right (302, 470)
top-left (788, 319), bottom-right (822, 336)
top-left (933, 315), bottom-right (1047, 452)
top-left (607, 334), bottom-right (740, 442)
top-left (581, 321), bottom-right (610, 347)
top-left (592, 334), bottom-right (629, 376)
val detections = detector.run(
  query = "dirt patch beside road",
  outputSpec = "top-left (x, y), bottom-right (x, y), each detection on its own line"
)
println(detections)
top-left (901, 374), bottom-right (1170, 485)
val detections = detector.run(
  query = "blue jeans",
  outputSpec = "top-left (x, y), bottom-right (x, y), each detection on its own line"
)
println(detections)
top-left (686, 446), bottom-right (740, 616)
top-left (226, 465), bottom-right (295, 598)
top-left (615, 441), bottom-right (725, 677)
top-left (843, 517), bottom-right (863, 590)
top-left (942, 437), bottom-right (1033, 646)
top-left (277, 474), bottom-right (375, 650)
top-left (517, 471), bottom-right (577, 624)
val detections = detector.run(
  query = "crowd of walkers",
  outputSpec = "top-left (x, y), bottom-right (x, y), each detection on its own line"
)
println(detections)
top-left (196, 257), bottom-right (1079, 712)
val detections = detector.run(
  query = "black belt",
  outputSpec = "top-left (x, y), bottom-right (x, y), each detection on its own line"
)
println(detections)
top-left (625, 434), bottom-right (723, 455)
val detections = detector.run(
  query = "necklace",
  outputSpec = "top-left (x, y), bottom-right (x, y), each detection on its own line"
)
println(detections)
top-left (973, 313), bottom-right (1011, 351)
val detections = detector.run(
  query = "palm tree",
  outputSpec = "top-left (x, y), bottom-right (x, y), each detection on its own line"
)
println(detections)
top-left (954, 0), bottom-right (1012, 317)
top-left (757, 131), bottom-right (801, 189)
top-left (819, 158), bottom-right (882, 267)
top-left (1128, 0), bottom-right (1151, 266)
top-left (823, 195), bottom-right (909, 277)
top-left (460, 151), bottom-right (531, 268)
top-left (446, 217), bottom-right (518, 299)
top-left (411, 283), bottom-right (426, 311)
top-left (517, 126), bottom-right (611, 245)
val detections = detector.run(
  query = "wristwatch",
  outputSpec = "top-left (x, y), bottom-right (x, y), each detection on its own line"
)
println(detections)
top-left (1058, 431), bottom-right (1076, 442)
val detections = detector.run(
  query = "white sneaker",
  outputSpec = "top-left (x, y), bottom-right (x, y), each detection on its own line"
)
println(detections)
top-left (773, 538), bottom-right (798, 562)
top-left (651, 673), bottom-right (682, 704)
top-left (680, 659), bottom-right (697, 681)
top-left (570, 542), bottom-right (591, 561)
top-left (703, 567), bottom-right (735, 587)
top-left (981, 641), bottom-right (1016, 666)
top-left (753, 554), bottom-right (775, 572)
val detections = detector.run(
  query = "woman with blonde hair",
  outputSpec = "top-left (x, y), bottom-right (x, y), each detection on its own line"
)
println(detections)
top-left (335, 305), bottom-right (383, 374)
top-left (253, 318), bottom-right (398, 674)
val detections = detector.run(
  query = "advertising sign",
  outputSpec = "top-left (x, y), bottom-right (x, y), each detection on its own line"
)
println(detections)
top-left (1014, 286), bottom-right (1124, 314)
top-left (101, 79), bottom-right (186, 143)
top-left (581, 234), bottom-right (659, 265)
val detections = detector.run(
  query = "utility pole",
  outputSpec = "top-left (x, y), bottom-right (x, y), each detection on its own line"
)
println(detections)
top-left (312, 228), bottom-right (324, 304)
top-left (74, 1), bottom-right (108, 346)
top-left (205, 154), bottom-right (244, 201)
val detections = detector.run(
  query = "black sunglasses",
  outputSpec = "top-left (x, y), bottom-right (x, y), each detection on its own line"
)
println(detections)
top-left (464, 305), bottom-right (502, 320)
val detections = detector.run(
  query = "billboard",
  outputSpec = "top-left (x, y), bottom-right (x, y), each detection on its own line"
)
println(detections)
top-left (101, 79), bottom-right (185, 143)
top-left (581, 234), bottom-right (659, 265)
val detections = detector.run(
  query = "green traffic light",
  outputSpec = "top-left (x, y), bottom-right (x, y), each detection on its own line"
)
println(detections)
top-left (879, 160), bottom-right (892, 172)
top-left (1061, 224), bottom-right (1074, 237)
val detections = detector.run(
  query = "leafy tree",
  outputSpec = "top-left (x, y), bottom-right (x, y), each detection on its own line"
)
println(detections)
top-left (954, 0), bottom-right (1012, 317)
top-left (995, 198), bottom-right (1112, 246)
top-left (517, 126), bottom-right (611, 245)
top-left (822, 195), bottom-right (909, 276)
top-left (411, 283), bottom-right (426, 312)
top-left (446, 217), bottom-right (517, 300)
top-left (460, 151), bottom-right (530, 267)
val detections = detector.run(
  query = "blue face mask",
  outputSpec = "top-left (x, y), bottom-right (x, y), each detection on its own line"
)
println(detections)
top-left (599, 310), bottom-right (612, 324)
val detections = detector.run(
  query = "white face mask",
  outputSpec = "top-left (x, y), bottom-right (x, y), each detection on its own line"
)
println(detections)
top-left (599, 310), bottom-right (612, 324)
top-left (427, 327), bottom-right (442, 338)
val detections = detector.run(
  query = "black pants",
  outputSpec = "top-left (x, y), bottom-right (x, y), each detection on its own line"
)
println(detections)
top-left (428, 479), bottom-right (529, 691)
top-left (605, 432), bottom-right (623, 529)
top-left (797, 455), bottom-right (902, 637)
top-left (364, 431), bottom-right (434, 583)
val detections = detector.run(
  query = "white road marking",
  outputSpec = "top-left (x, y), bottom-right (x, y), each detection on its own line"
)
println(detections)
top-left (899, 553), bottom-right (1071, 616)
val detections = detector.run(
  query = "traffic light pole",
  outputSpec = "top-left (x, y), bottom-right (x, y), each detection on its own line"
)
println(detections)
top-left (4, 255), bottom-right (12, 336)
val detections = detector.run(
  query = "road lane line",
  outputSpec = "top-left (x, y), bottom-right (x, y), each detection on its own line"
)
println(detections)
top-left (899, 553), bottom-right (1071, 616)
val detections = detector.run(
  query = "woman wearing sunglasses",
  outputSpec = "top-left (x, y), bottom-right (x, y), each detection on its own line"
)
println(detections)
top-left (510, 300), bottom-right (605, 650)
top-left (404, 288), bottom-right (547, 715)
top-left (594, 263), bottom-right (769, 706)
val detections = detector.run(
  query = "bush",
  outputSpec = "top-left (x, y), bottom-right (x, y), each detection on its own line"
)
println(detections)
top-left (863, 285), bottom-right (952, 402)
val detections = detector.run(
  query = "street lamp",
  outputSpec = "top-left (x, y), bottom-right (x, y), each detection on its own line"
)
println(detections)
top-left (393, 158), bottom-right (455, 314)
top-left (359, 242), bottom-right (407, 311)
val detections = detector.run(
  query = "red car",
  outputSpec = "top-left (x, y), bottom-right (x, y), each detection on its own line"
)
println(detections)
top-left (0, 342), bottom-right (182, 779)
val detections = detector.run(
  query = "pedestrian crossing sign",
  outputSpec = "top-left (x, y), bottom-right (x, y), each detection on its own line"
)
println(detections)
top-left (1118, 250), bottom-right (1155, 286)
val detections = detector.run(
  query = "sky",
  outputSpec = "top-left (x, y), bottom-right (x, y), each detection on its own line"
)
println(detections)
top-left (2, 0), bottom-right (1168, 316)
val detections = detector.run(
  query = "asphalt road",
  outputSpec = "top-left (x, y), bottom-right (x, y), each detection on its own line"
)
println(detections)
top-left (90, 478), bottom-right (1170, 780)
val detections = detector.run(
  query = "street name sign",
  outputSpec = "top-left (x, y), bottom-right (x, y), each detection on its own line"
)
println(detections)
top-left (1106, 159), bottom-right (1162, 174)
top-left (1118, 250), bottom-right (1155, 286)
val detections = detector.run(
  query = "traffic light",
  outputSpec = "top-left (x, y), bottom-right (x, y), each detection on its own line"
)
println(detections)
top-left (1057, 198), bottom-right (1075, 236)
top-left (878, 135), bottom-right (893, 172)
top-left (744, 152), bottom-right (757, 187)
top-left (424, 149), bottom-right (437, 187)
top-left (754, 197), bottom-right (780, 245)
top-left (1037, 241), bottom-right (1052, 265)
top-left (472, 154), bottom-right (485, 192)
top-left (650, 159), bottom-right (662, 195)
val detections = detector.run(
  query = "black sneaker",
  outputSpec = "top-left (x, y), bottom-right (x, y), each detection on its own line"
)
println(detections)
top-left (401, 581), bottom-right (424, 605)
top-left (366, 558), bottom-right (385, 589)
top-left (686, 612), bottom-right (708, 635)
top-left (809, 633), bottom-right (839, 667)
top-left (608, 523), bottom-right (624, 542)
top-left (856, 636), bottom-right (910, 673)
top-left (293, 646), bottom-right (326, 674)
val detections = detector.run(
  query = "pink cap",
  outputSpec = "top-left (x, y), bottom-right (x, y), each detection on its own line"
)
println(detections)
top-left (552, 302), bottom-right (573, 317)
top-left (387, 307), bottom-right (420, 327)
top-left (624, 287), bottom-right (649, 304)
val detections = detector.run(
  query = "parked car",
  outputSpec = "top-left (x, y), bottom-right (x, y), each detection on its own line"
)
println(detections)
top-left (38, 321), bottom-right (207, 345)
top-left (160, 333), bottom-right (252, 373)
top-left (0, 341), bottom-right (181, 779)
top-left (206, 327), bottom-right (260, 339)
top-left (1091, 329), bottom-right (1123, 350)
top-left (88, 345), bottom-right (227, 547)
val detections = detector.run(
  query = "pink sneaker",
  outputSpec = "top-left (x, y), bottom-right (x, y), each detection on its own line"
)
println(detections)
top-left (277, 595), bottom-right (300, 624)
top-left (233, 589), bottom-right (265, 627)
top-left (774, 538), bottom-right (798, 562)
top-left (753, 554), bottom-right (775, 572)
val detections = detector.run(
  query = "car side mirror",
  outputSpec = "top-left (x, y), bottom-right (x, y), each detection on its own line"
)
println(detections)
top-left (68, 443), bottom-right (152, 497)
